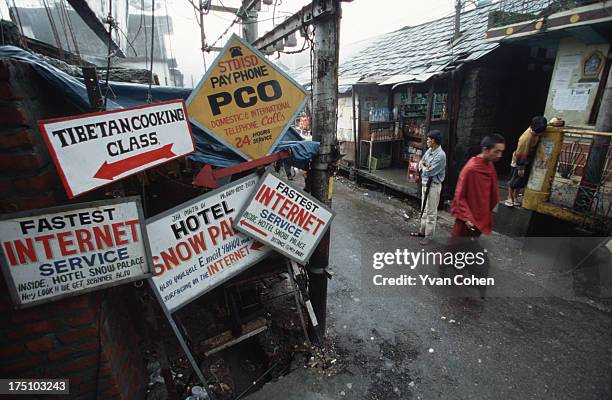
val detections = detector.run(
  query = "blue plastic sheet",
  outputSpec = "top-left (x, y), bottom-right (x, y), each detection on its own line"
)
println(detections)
top-left (0, 46), bottom-right (319, 168)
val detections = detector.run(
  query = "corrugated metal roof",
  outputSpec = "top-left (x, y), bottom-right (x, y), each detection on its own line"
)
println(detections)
top-left (338, 3), bottom-right (501, 83)
top-left (288, 1), bottom-right (552, 88)
top-left (380, 72), bottom-right (437, 88)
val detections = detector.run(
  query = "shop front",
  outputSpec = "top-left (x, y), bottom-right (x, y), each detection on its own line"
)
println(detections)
top-left (352, 77), bottom-right (450, 198)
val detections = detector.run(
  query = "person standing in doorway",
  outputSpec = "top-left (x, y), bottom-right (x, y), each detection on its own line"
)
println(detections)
top-left (505, 116), bottom-right (547, 207)
top-left (411, 130), bottom-right (446, 245)
top-left (451, 134), bottom-right (505, 238)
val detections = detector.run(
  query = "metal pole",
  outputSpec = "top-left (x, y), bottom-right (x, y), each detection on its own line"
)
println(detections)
top-left (200, 0), bottom-right (207, 70)
top-left (146, 280), bottom-right (213, 398)
top-left (241, 0), bottom-right (257, 43)
top-left (307, 0), bottom-right (340, 341)
top-left (453, 0), bottom-right (461, 42)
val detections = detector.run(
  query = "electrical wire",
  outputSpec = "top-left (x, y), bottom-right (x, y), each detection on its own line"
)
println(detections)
top-left (54, 0), bottom-right (73, 55)
top-left (186, 0), bottom-right (210, 16)
top-left (0, 5), bottom-right (5, 45)
top-left (206, 13), bottom-right (240, 50)
top-left (102, 0), bottom-right (114, 110)
top-left (41, 0), bottom-right (64, 57)
top-left (10, 0), bottom-right (25, 39)
top-left (143, 0), bottom-right (148, 77)
top-left (277, 35), bottom-right (309, 54)
top-left (61, 0), bottom-right (81, 61)
top-left (147, 0), bottom-right (155, 102)
top-left (127, 0), bottom-right (146, 57)
top-left (209, 12), bottom-right (286, 25)
top-left (205, 0), bottom-right (261, 51)
top-left (164, 0), bottom-right (176, 85)
top-left (117, 25), bottom-right (139, 57)
top-left (272, 0), bottom-right (278, 26)
top-left (308, 1), bottom-right (315, 121)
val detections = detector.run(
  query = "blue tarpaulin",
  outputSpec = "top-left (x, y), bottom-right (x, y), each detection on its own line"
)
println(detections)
top-left (0, 46), bottom-right (319, 168)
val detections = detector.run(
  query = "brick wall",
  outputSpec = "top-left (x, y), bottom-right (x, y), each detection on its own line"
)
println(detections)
top-left (0, 59), bottom-right (147, 399)
top-left (0, 59), bottom-right (66, 212)
top-left (0, 286), bottom-right (147, 399)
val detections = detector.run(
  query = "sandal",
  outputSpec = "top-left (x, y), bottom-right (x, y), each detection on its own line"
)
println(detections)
top-left (410, 232), bottom-right (425, 237)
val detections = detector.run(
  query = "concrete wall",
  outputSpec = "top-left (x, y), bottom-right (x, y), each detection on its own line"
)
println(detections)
top-left (337, 93), bottom-right (354, 142)
top-left (544, 37), bottom-right (610, 127)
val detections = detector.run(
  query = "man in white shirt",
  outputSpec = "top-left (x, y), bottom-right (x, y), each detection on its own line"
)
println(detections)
top-left (412, 130), bottom-right (446, 245)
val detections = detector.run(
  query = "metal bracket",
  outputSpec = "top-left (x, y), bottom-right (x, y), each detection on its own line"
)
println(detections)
top-left (193, 150), bottom-right (291, 188)
top-left (253, 0), bottom-right (337, 50)
top-left (82, 66), bottom-right (103, 111)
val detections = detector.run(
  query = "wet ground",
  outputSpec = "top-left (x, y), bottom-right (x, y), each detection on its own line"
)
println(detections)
top-left (247, 175), bottom-right (612, 400)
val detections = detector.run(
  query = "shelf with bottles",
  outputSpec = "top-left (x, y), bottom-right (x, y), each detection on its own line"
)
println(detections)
top-left (406, 153), bottom-right (422, 183)
top-left (398, 92), bottom-right (429, 119)
top-left (401, 118), bottom-right (426, 140)
top-left (431, 92), bottom-right (448, 121)
top-left (401, 143), bottom-right (424, 162)
top-left (399, 105), bottom-right (427, 119)
top-left (368, 107), bottom-right (393, 122)
top-left (366, 125), bottom-right (402, 141)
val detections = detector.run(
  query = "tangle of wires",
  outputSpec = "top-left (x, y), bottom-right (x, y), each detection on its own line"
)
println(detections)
top-left (102, 0), bottom-right (117, 110)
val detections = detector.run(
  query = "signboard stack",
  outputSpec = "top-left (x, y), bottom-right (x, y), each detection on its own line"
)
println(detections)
top-left (234, 171), bottom-right (335, 265)
top-left (147, 174), bottom-right (272, 312)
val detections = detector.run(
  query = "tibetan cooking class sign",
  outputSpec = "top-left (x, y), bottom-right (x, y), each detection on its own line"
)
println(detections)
top-left (38, 100), bottom-right (194, 198)
top-left (147, 174), bottom-right (272, 312)
top-left (234, 171), bottom-right (335, 265)
top-left (186, 34), bottom-right (307, 160)
top-left (0, 198), bottom-right (152, 308)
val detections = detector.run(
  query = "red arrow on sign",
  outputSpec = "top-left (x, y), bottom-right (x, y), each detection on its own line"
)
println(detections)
top-left (250, 240), bottom-right (265, 251)
top-left (240, 220), bottom-right (268, 237)
top-left (94, 144), bottom-right (176, 180)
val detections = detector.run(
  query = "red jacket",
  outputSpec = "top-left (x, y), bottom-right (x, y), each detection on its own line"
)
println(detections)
top-left (451, 156), bottom-right (499, 235)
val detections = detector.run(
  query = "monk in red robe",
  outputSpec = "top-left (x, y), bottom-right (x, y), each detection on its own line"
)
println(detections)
top-left (451, 134), bottom-right (506, 237)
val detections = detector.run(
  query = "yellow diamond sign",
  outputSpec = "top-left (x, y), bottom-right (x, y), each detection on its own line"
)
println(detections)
top-left (186, 34), bottom-right (307, 160)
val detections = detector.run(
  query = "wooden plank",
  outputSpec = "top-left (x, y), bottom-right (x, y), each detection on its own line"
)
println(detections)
top-left (196, 317), bottom-right (268, 356)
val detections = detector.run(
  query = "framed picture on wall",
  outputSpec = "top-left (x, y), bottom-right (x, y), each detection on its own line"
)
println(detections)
top-left (580, 50), bottom-right (604, 82)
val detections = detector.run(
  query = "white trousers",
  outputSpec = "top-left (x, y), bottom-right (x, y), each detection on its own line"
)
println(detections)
top-left (420, 182), bottom-right (442, 237)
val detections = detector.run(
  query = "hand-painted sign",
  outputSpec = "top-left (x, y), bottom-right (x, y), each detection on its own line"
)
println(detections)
top-left (186, 34), bottom-right (307, 161)
top-left (234, 171), bottom-right (335, 265)
top-left (38, 100), bottom-right (194, 198)
top-left (0, 197), bottom-right (151, 308)
top-left (147, 174), bottom-right (272, 312)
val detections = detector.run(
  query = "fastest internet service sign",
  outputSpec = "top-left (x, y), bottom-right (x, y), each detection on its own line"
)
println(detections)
top-left (234, 171), bottom-right (335, 265)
